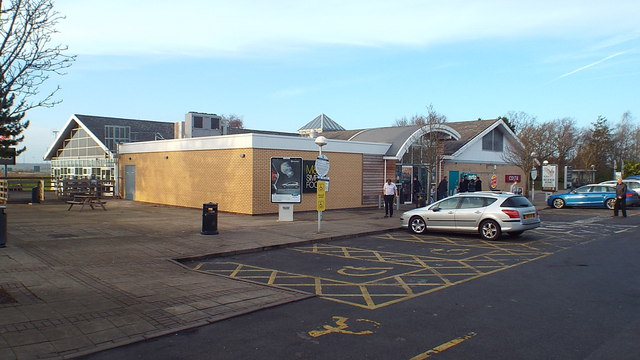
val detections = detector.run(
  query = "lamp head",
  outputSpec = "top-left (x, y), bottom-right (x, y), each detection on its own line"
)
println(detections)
top-left (315, 136), bottom-right (327, 147)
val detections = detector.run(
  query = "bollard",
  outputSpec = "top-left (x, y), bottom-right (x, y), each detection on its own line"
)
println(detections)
top-left (0, 206), bottom-right (6, 248)
top-left (201, 203), bottom-right (218, 235)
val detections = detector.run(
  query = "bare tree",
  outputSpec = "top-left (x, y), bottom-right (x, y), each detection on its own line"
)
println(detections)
top-left (1, 0), bottom-right (75, 155)
top-left (220, 113), bottom-right (244, 129)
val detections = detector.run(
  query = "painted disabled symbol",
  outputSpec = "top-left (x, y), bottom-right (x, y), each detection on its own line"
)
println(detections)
top-left (308, 316), bottom-right (381, 338)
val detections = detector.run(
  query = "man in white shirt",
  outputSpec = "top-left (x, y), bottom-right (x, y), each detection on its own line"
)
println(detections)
top-left (382, 179), bottom-right (398, 218)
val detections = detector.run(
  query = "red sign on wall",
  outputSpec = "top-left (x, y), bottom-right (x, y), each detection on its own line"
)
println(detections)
top-left (505, 174), bottom-right (521, 183)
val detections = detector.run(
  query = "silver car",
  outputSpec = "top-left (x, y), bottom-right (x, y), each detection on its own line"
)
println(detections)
top-left (400, 191), bottom-right (541, 241)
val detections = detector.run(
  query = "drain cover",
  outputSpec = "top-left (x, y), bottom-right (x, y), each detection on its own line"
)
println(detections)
top-left (0, 288), bottom-right (17, 304)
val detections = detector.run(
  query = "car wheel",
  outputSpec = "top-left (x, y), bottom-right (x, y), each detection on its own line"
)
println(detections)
top-left (605, 198), bottom-right (615, 210)
top-left (479, 219), bottom-right (501, 241)
top-left (552, 198), bottom-right (565, 209)
top-left (508, 231), bottom-right (524, 237)
top-left (409, 216), bottom-right (427, 234)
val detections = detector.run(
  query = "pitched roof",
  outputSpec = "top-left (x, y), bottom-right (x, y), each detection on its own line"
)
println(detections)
top-left (44, 114), bottom-right (175, 160)
top-left (321, 119), bottom-right (505, 158)
top-left (75, 114), bottom-right (175, 145)
top-left (442, 119), bottom-right (501, 155)
top-left (298, 113), bottom-right (346, 132)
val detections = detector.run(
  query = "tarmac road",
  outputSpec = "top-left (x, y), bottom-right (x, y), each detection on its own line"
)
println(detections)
top-left (83, 210), bottom-right (640, 360)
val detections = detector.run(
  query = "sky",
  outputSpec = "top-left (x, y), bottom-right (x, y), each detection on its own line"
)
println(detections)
top-left (19, 0), bottom-right (640, 163)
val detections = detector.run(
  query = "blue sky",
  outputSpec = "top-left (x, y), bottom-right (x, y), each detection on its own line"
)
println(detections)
top-left (22, 0), bottom-right (640, 162)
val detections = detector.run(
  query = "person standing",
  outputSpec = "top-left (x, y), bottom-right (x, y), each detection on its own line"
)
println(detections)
top-left (458, 175), bottom-right (469, 193)
top-left (476, 176), bottom-right (482, 191)
top-left (382, 179), bottom-right (398, 218)
top-left (510, 180), bottom-right (519, 194)
top-left (437, 176), bottom-right (448, 200)
top-left (613, 178), bottom-right (627, 217)
top-left (412, 176), bottom-right (422, 204)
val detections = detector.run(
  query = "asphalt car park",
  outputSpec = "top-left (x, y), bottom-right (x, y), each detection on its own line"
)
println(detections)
top-left (88, 208), bottom-right (640, 360)
top-left (179, 208), bottom-right (635, 310)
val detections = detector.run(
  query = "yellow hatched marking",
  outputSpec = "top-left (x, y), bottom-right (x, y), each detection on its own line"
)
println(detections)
top-left (267, 270), bottom-right (278, 284)
top-left (229, 264), bottom-right (244, 277)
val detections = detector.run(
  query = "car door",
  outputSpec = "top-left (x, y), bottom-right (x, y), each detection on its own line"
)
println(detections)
top-left (455, 196), bottom-right (488, 230)
top-left (425, 197), bottom-right (460, 230)
top-left (567, 186), bottom-right (591, 206)
top-left (587, 185), bottom-right (609, 206)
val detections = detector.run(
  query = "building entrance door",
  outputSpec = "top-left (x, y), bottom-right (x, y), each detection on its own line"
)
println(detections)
top-left (125, 165), bottom-right (135, 200)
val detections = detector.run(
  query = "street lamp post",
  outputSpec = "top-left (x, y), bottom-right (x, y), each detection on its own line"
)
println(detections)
top-left (530, 152), bottom-right (540, 201)
top-left (315, 136), bottom-right (328, 233)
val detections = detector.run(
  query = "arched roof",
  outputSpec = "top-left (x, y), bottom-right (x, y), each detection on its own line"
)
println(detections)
top-left (322, 123), bottom-right (461, 159)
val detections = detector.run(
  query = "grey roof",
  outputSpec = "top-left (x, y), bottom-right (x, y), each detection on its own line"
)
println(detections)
top-left (322, 119), bottom-right (502, 157)
top-left (443, 119), bottom-right (500, 155)
top-left (44, 114), bottom-right (176, 160)
top-left (75, 114), bottom-right (175, 146)
top-left (298, 114), bottom-right (346, 132)
top-left (324, 125), bottom-right (423, 157)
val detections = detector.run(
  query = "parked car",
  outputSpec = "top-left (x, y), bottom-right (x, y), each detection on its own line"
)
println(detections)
top-left (599, 179), bottom-right (640, 196)
top-left (400, 192), bottom-right (540, 241)
top-left (547, 184), bottom-right (640, 209)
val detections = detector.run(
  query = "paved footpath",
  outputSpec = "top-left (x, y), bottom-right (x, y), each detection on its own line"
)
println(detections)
top-left (0, 199), bottom-right (402, 359)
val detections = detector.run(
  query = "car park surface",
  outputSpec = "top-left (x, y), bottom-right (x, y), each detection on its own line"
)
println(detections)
top-left (399, 191), bottom-right (540, 241)
top-left (547, 184), bottom-right (640, 209)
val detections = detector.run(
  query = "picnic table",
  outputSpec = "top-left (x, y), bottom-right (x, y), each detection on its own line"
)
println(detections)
top-left (66, 194), bottom-right (107, 211)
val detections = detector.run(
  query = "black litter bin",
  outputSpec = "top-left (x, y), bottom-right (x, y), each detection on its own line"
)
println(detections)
top-left (0, 206), bottom-right (6, 248)
top-left (201, 202), bottom-right (218, 235)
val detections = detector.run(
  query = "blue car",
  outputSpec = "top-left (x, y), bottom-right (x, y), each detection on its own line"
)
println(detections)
top-left (547, 184), bottom-right (640, 209)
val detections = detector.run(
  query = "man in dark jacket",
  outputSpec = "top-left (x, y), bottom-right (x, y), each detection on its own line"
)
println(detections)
top-left (476, 176), bottom-right (482, 191)
top-left (458, 175), bottom-right (469, 193)
top-left (613, 178), bottom-right (627, 217)
top-left (437, 176), bottom-right (448, 200)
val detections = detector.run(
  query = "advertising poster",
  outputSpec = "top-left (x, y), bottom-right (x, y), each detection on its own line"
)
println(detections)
top-left (542, 164), bottom-right (558, 192)
top-left (303, 160), bottom-right (317, 193)
top-left (271, 157), bottom-right (303, 203)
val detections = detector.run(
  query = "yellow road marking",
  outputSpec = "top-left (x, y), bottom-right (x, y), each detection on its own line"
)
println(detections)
top-left (308, 316), bottom-right (380, 338)
top-left (410, 332), bottom-right (477, 360)
top-left (337, 266), bottom-right (393, 277)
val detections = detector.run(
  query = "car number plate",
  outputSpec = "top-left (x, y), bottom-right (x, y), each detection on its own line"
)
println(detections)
top-left (523, 213), bottom-right (535, 219)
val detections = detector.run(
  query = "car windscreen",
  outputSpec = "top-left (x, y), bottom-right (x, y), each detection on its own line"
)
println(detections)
top-left (500, 196), bottom-right (534, 207)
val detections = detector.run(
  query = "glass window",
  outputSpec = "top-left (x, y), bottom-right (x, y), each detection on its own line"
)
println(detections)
top-left (459, 197), bottom-right (487, 209)
top-left (501, 196), bottom-right (534, 207)
top-left (211, 117), bottom-right (220, 129)
top-left (482, 128), bottom-right (504, 152)
top-left (193, 116), bottom-right (203, 128)
top-left (574, 186), bottom-right (590, 193)
top-left (432, 197), bottom-right (460, 210)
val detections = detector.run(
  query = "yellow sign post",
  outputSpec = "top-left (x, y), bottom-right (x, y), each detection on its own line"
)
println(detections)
top-left (317, 180), bottom-right (326, 232)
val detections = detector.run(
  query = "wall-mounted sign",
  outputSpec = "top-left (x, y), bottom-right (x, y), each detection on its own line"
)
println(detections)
top-left (505, 174), bottom-right (521, 183)
top-left (271, 157), bottom-right (303, 203)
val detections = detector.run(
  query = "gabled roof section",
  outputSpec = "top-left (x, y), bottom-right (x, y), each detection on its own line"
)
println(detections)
top-left (43, 114), bottom-right (175, 160)
top-left (298, 113), bottom-right (346, 132)
top-left (443, 119), bottom-right (515, 157)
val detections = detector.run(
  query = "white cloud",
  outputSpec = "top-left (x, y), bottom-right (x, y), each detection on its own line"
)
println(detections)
top-left (55, 0), bottom-right (640, 57)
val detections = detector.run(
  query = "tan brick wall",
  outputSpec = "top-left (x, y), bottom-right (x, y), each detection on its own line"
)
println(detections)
top-left (120, 148), bottom-right (366, 215)
top-left (251, 149), bottom-right (365, 214)
top-left (442, 162), bottom-right (525, 191)
top-left (119, 149), bottom-right (255, 213)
